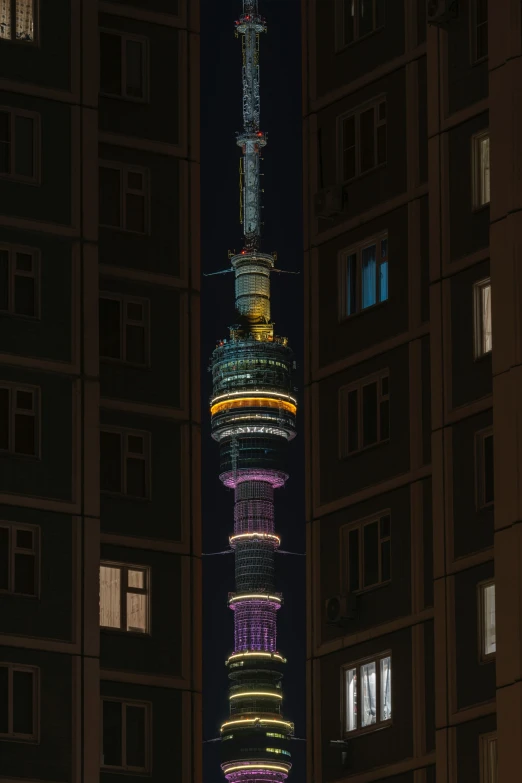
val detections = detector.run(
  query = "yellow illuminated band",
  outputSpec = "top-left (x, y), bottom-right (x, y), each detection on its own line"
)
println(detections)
top-left (230, 532), bottom-right (280, 545)
top-left (223, 762), bottom-right (291, 773)
top-left (220, 717), bottom-right (294, 732)
top-left (211, 389), bottom-right (297, 405)
top-left (229, 690), bottom-right (282, 700)
top-left (228, 593), bottom-right (281, 605)
top-left (211, 397), bottom-right (296, 416)
top-left (226, 651), bottom-right (286, 664)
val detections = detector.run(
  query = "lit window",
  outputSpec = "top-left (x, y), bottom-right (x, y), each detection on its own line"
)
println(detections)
top-left (100, 562), bottom-right (149, 633)
top-left (336, 0), bottom-right (385, 49)
top-left (0, 245), bottom-right (39, 317)
top-left (339, 98), bottom-right (386, 182)
top-left (0, 664), bottom-right (38, 740)
top-left (0, 108), bottom-right (38, 182)
top-left (99, 294), bottom-right (149, 365)
top-left (101, 698), bottom-right (149, 772)
top-left (471, 0), bottom-right (488, 62)
top-left (340, 233), bottom-right (388, 317)
top-left (473, 278), bottom-right (492, 357)
top-left (100, 31), bottom-right (148, 101)
top-left (0, 524), bottom-right (38, 596)
top-left (100, 428), bottom-right (149, 499)
top-left (0, 0), bottom-right (36, 43)
top-left (344, 653), bottom-right (391, 734)
top-left (480, 732), bottom-right (497, 783)
top-left (342, 512), bottom-right (391, 593)
top-left (99, 163), bottom-right (148, 234)
top-left (475, 428), bottom-right (494, 509)
top-left (472, 131), bottom-right (490, 208)
top-left (339, 371), bottom-right (389, 457)
top-left (479, 581), bottom-right (496, 660)
top-left (0, 384), bottom-right (38, 457)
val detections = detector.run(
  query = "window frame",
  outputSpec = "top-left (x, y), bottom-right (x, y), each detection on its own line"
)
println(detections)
top-left (0, 383), bottom-right (40, 458)
top-left (337, 96), bottom-right (387, 184)
top-left (0, 0), bottom-right (38, 45)
top-left (0, 243), bottom-right (40, 318)
top-left (340, 511), bottom-right (391, 595)
top-left (338, 231), bottom-right (388, 320)
top-left (470, 0), bottom-right (488, 64)
top-left (473, 277), bottom-right (492, 359)
top-left (0, 106), bottom-right (40, 183)
top-left (99, 292), bottom-right (151, 367)
top-left (471, 129), bottom-right (490, 210)
top-left (99, 29), bottom-right (149, 103)
top-left (478, 579), bottom-right (496, 662)
top-left (0, 663), bottom-right (39, 741)
top-left (99, 560), bottom-right (151, 635)
top-left (101, 697), bottom-right (151, 773)
top-left (475, 426), bottom-right (494, 510)
top-left (334, 0), bottom-right (386, 51)
top-left (479, 731), bottom-right (497, 783)
top-left (0, 522), bottom-right (39, 597)
top-left (100, 426), bottom-right (151, 499)
top-left (338, 370), bottom-right (390, 458)
top-left (99, 161), bottom-right (150, 235)
top-left (341, 651), bottom-right (392, 737)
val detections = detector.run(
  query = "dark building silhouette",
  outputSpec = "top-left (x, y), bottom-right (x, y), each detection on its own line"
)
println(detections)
top-left (0, 2), bottom-right (201, 781)
top-left (302, 2), bottom-right (512, 781)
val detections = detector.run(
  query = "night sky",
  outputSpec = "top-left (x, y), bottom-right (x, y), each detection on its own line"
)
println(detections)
top-left (200, 0), bottom-right (305, 780)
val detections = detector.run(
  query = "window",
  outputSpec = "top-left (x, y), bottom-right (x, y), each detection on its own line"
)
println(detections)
top-left (335, 0), bottom-right (385, 49)
top-left (101, 698), bottom-right (150, 772)
top-left (472, 131), bottom-right (490, 208)
top-left (99, 295), bottom-right (149, 365)
top-left (339, 371), bottom-right (389, 457)
top-left (0, 664), bottom-right (37, 740)
top-left (0, 524), bottom-right (38, 596)
top-left (0, 385), bottom-right (38, 457)
top-left (340, 233), bottom-right (388, 318)
top-left (99, 163), bottom-right (148, 234)
top-left (338, 98), bottom-right (386, 182)
top-left (341, 512), bottom-right (391, 593)
top-left (0, 245), bottom-right (39, 317)
top-left (100, 562), bottom-right (149, 633)
top-left (343, 653), bottom-right (391, 734)
top-left (100, 31), bottom-right (148, 101)
top-left (471, 0), bottom-right (488, 62)
top-left (475, 428), bottom-right (494, 509)
top-left (479, 581), bottom-right (496, 660)
top-left (473, 278), bottom-right (492, 357)
top-left (100, 428), bottom-right (149, 499)
top-left (0, 0), bottom-right (36, 43)
top-left (480, 732), bottom-right (497, 783)
top-left (0, 107), bottom-right (39, 182)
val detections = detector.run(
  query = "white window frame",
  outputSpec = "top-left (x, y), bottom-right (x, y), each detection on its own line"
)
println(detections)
top-left (0, 522), bottom-right (39, 597)
top-left (99, 561), bottom-right (150, 634)
top-left (338, 370), bottom-right (389, 458)
top-left (478, 580), bottom-right (496, 661)
top-left (341, 511), bottom-right (391, 594)
top-left (470, 0), bottom-right (488, 64)
top-left (101, 697), bottom-right (151, 773)
top-left (0, 106), bottom-right (40, 183)
top-left (479, 732), bottom-right (497, 783)
top-left (0, 663), bottom-right (39, 741)
top-left (0, 0), bottom-right (38, 45)
top-left (475, 427), bottom-right (494, 510)
top-left (337, 97), bottom-right (387, 184)
top-left (334, 0), bottom-right (385, 51)
top-left (0, 383), bottom-right (39, 458)
top-left (99, 162), bottom-right (150, 234)
top-left (342, 652), bottom-right (392, 736)
top-left (472, 130), bottom-right (490, 209)
top-left (99, 29), bottom-right (149, 102)
top-left (338, 232), bottom-right (388, 319)
top-left (473, 277), bottom-right (492, 358)
top-left (100, 427), bottom-right (151, 499)
top-left (99, 293), bottom-right (150, 366)
top-left (0, 243), bottom-right (40, 318)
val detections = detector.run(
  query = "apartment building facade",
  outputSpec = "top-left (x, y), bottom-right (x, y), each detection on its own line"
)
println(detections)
top-left (302, 0), bottom-right (518, 781)
top-left (0, 1), bottom-right (201, 781)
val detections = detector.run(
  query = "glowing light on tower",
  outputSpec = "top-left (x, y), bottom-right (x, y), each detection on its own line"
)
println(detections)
top-left (210, 2), bottom-right (296, 781)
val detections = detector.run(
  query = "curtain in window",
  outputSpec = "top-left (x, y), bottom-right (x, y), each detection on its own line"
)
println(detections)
top-left (16, 0), bottom-right (34, 41)
top-left (361, 245), bottom-right (376, 308)
top-left (481, 283), bottom-right (492, 353)
top-left (484, 584), bottom-right (496, 655)
top-left (480, 136), bottom-right (490, 204)
top-left (345, 668), bottom-right (357, 731)
top-left (380, 656), bottom-right (392, 720)
top-left (379, 238), bottom-right (388, 302)
top-left (360, 661), bottom-right (376, 726)
top-left (100, 566), bottom-right (121, 628)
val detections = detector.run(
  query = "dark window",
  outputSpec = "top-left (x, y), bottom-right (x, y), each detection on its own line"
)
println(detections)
top-left (0, 525), bottom-right (38, 596)
top-left (102, 699), bottom-right (148, 771)
top-left (342, 512), bottom-right (391, 593)
top-left (100, 430), bottom-right (122, 493)
top-left (0, 385), bottom-right (37, 457)
top-left (472, 0), bottom-right (488, 62)
top-left (100, 32), bottom-right (122, 96)
top-left (99, 297), bottom-right (121, 359)
top-left (341, 235), bottom-right (388, 318)
top-left (0, 664), bottom-right (37, 739)
top-left (339, 99), bottom-right (386, 181)
top-left (0, 109), bottom-right (37, 181)
top-left (0, 0), bottom-right (37, 43)
top-left (0, 666), bottom-right (7, 734)
top-left (340, 371), bottom-right (389, 457)
top-left (0, 246), bottom-right (39, 318)
top-left (99, 295), bottom-right (149, 365)
top-left (337, 0), bottom-right (385, 48)
top-left (100, 31), bottom-right (147, 101)
top-left (100, 429), bottom-right (149, 499)
top-left (99, 166), bottom-right (121, 228)
top-left (99, 164), bottom-right (148, 234)
top-left (126, 39), bottom-right (145, 99)
top-left (476, 429), bottom-right (494, 508)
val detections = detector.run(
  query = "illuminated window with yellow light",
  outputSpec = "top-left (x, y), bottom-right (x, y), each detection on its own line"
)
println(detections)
top-left (100, 562), bottom-right (150, 634)
top-left (0, 0), bottom-right (36, 43)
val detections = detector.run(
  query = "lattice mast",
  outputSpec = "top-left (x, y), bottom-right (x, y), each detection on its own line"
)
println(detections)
top-left (210, 2), bottom-right (296, 782)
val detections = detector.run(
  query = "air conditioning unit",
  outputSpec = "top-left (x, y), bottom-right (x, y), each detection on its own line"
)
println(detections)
top-left (325, 593), bottom-right (357, 625)
top-left (314, 184), bottom-right (344, 219)
top-left (427, 0), bottom-right (458, 25)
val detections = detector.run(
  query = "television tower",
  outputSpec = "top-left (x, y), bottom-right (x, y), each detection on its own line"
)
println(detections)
top-left (210, 2), bottom-right (296, 782)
